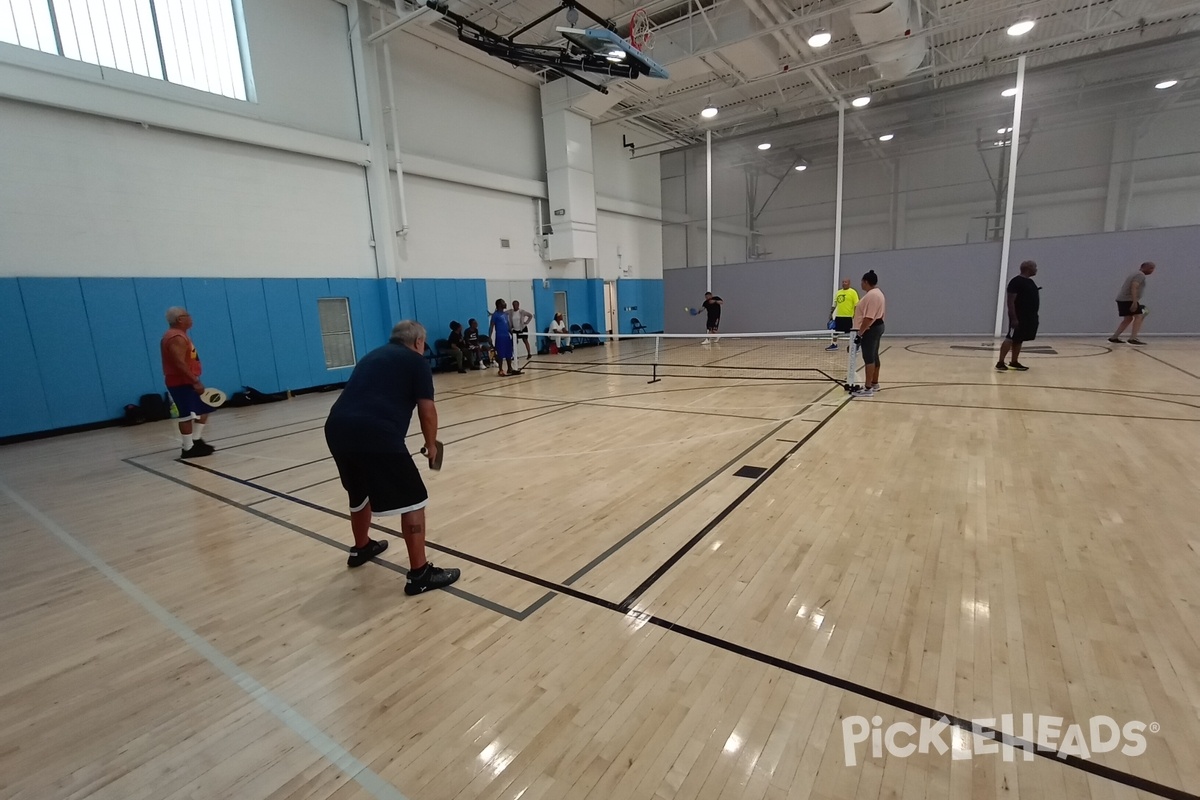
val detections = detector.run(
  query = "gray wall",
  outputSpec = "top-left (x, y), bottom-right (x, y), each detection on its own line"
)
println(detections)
top-left (665, 225), bottom-right (1200, 335)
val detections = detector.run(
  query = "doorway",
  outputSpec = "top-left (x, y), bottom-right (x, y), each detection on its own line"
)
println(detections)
top-left (604, 281), bottom-right (618, 336)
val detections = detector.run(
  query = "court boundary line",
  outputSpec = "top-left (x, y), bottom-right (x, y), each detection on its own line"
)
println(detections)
top-left (618, 385), bottom-right (850, 610)
top-left (871, 397), bottom-right (1200, 422)
top-left (1135, 349), bottom-right (1200, 381)
top-left (104, 461), bottom-right (1200, 800)
top-left (0, 479), bottom-right (414, 800)
top-left (123, 459), bottom-right (529, 619)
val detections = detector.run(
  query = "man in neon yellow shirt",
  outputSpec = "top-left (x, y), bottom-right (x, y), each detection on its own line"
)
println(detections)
top-left (827, 278), bottom-right (859, 351)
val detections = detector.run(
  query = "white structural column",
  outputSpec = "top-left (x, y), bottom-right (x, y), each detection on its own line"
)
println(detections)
top-left (706, 128), bottom-right (713, 291)
top-left (382, 41), bottom-right (410, 240)
top-left (347, 1), bottom-right (399, 281)
top-left (994, 54), bottom-right (1027, 336)
top-left (833, 102), bottom-right (845, 295)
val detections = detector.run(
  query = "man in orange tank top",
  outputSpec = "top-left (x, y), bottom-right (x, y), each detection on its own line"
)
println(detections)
top-left (161, 307), bottom-right (215, 458)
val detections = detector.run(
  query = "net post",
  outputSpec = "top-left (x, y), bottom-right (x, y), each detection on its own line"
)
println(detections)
top-left (647, 335), bottom-right (662, 383)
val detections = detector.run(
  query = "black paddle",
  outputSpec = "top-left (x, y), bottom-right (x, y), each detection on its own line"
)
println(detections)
top-left (420, 440), bottom-right (444, 471)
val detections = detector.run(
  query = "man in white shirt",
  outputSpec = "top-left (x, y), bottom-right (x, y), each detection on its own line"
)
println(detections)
top-left (509, 301), bottom-right (534, 358)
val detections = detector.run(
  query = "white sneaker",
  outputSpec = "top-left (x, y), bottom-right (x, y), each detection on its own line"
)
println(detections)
top-left (851, 388), bottom-right (875, 399)
top-left (700, 338), bottom-right (711, 345)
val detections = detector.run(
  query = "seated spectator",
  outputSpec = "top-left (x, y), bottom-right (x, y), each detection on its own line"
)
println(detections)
top-left (465, 319), bottom-right (490, 368)
top-left (447, 321), bottom-right (469, 373)
top-left (550, 313), bottom-right (572, 353)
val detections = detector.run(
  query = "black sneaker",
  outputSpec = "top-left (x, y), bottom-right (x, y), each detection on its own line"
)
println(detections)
top-left (1108, 337), bottom-right (1123, 343)
top-left (347, 538), bottom-right (388, 568)
top-left (1128, 339), bottom-right (1146, 346)
top-left (995, 361), bottom-right (1007, 371)
top-left (193, 439), bottom-right (215, 452)
top-left (180, 444), bottom-right (214, 459)
top-left (1009, 362), bottom-right (1029, 371)
top-left (405, 562), bottom-right (461, 595)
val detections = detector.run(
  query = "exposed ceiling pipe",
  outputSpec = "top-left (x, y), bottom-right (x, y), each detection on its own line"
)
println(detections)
top-left (849, 0), bottom-right (927, 81)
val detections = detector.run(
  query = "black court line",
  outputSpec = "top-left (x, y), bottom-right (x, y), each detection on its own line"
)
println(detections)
top-left (618, 387), bottom-right (851, 611)
top-left (124, 459), bottom-right (525, 619)
top-left (905, 342), bottom-right (1113, 359)
top-left (130, 459), bottom-right (1195, 800)
top-left (1135, 349), bottom-right (1200, 381)
top-left (245, 401), bottom-right (570, 481)
top-left (871, 397), bottom-right (1200, 422)
top-left (263, 403), bottom-right (581, 495)
top-left (131, 414), bottom-right (334, 459)
top-left (559, 390), bottom-right (835, 588)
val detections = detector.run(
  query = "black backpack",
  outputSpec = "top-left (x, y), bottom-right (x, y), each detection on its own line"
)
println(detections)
top-left (139, 392), bottom-right (171, 421)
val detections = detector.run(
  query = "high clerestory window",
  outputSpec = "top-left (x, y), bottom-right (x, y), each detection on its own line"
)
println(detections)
top-left (1, 0), bottom-right (252, 101)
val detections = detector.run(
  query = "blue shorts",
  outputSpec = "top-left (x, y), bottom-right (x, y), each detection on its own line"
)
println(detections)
top-left (495, 333), bottom-right (514, 360)
top-left (167, 383), bottom-right (215, 421)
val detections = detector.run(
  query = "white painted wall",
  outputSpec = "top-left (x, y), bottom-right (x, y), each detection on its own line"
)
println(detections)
top-left (0, 98), bottom-right (375, 278)
top-left (390, 32), bottom-right (544, 184)
top-left (0, 0), bottom-right (375, 279)
top-left (0, 0), bottom-right (664, 286)
top-left (662, 102), bottom-right (1200, 268)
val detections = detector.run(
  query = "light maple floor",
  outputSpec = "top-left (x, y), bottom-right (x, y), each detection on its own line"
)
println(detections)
top-left (2, 337), bottom-right (1199, 800)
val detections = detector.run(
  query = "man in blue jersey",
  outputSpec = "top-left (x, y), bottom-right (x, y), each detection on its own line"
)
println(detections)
top-left (489, 298), bottom-right (520, 377)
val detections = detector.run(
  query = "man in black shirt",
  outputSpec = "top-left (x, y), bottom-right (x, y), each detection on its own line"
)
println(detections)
top-left (997, 260), bottom-right (1040, 372)
top-left (324, 320), bottom-right (460, 595)
top-left (701, 292), bottom-right (723, 344)
top-left (464, 318), bottom-right (488, 369)
top-left (447, 321), bottom-right (469, 373)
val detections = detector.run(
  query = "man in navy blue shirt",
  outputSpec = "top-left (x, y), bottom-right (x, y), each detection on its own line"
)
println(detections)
top-left (324, 320), bottom-right (460, 595)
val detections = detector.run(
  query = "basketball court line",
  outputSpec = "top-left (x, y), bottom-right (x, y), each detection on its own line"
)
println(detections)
top-left (123, 459), bottom-right (531, 620)
top-left (871, 397), bottom-right (1200, 422)
top-left (242, 401), bottom-right (571, 481)
top-left (132, 414), bottom-right (333, 459)
top-left (1135, 349), bottom-right (1200, 381)
top-left (618, 386), bottom-right (851, 611)
top-left (0, 479), bottom-right (414, 800)
top-left (96, 462), bottom-right (1200, 800)
top-left (904, 342), bottom-right (1113, 359)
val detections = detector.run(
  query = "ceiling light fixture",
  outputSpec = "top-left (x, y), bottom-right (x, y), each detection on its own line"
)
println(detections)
top-left (997, 127), bottom-right (1013, 134)
top-left (1006, 19), bottom-right (1035, 36)
top-left (878, 133), bottom-right (894, 142)
top-left (700, 104), bottom-right (719, 118)
top-left (808, 28), bottom-right (831, 48)
top-left (1155, 79), bottom-right (1178, 90)
top-left (606, 48), bottom-right (626, 60)
top-left (758, 142), bottom-right (771, 150)
top-left (794, 164), bottom-right (807, 171)
top-left (1002, 87), bottom-right (1018, 97)
top-left (851, 95), bottom-right (871, 108)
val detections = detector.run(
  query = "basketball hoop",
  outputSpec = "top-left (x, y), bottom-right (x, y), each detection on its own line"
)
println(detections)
top-left (629, 8), bottom-right (652, 51)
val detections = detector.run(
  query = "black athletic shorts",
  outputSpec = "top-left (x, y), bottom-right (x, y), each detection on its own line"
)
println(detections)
top-left (1006, 319), bottom-right (1038, 342)
top-left (514, 328), bottom-right (528, 341)
top-left (859, 320), bottom-right (884, 365)
top-left (834, 316), bottom-right (853, 333)
top-left (1116, 301), bottom-right (1144, 317)
top-left (329, 450), bottom-right (427, 515)
top-left (707, 317), bottom-right (720, 331)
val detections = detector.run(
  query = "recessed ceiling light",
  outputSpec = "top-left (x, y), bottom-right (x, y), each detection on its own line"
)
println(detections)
top-left (794, 164), bottom-right (807, 171)
top-left (758, 142), bottom-right (771, 150)
top-left (1006, 19), bottom-right (1035, 36)
top-left (1155, 79), bottom-right (1178, 90)
top-left (851, 95), bottom-right (871, 108)
top-left (1002, 87), bottom-right (1018, 97)
top-left (700, 105), bottom-right (719, 118)
top-left (808, 29), bottom-right (832, 48)
top-left (878, 133), bottom-right (894, 142)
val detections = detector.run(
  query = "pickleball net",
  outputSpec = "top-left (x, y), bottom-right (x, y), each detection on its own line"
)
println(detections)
top-left (527, 331), bottom-right (860, 387)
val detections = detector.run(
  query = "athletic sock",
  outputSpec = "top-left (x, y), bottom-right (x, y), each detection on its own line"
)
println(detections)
top-left (181, 433), bottom-right (194, 450)
top-left (192, 422), bottom-right (205, 441)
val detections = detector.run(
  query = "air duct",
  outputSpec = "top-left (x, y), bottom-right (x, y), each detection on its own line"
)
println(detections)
top-left (849, 1), bottom-right (926, 82)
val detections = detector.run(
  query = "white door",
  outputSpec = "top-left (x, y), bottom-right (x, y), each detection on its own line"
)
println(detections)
top-left (604, 281), bottom-right (618, 336)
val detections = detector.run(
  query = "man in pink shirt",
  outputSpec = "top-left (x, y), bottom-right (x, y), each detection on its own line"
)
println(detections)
top-left (851, 271), bottom-right (885, 398)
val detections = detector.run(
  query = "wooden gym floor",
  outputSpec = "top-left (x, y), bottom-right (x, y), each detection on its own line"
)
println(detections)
top-left (2, 337), bottom-right (1199, 800)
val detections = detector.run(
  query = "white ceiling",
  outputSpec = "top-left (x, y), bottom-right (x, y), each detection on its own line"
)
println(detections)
top-left (377, 0), bottom-right (1200, 148)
